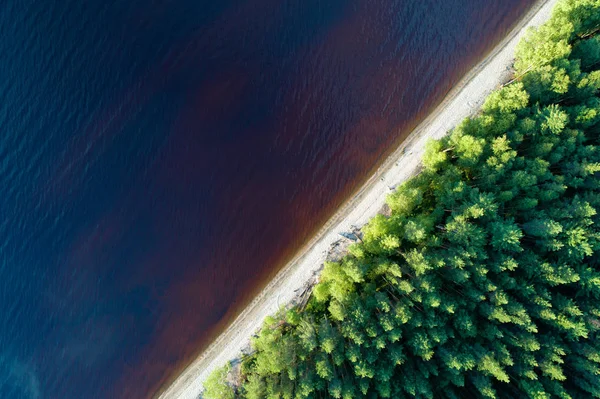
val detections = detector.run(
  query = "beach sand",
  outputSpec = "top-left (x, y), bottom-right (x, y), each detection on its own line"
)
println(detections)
top-left (158, 0), bottom-right (559, 397)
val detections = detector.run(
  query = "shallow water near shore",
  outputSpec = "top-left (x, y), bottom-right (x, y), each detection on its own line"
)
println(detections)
top-left (0, 0), bottom-right (535, 397)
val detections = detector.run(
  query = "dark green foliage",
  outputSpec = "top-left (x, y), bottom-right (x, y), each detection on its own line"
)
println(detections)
top-left (205, 1), bottom-right (600, 397)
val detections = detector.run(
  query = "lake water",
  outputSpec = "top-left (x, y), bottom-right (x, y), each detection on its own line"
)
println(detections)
top-left (0, 0), bottom-right (535, 397)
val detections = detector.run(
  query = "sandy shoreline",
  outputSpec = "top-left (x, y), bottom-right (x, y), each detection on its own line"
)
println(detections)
top-left (157, 0), bottom-right (558, 397)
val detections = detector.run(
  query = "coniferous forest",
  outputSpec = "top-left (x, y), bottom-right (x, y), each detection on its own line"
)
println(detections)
top-left (205, 1), bottom-right (600, 397)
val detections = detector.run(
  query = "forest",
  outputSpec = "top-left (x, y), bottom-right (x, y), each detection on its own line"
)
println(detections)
top-left (204, 0), bottom-right (600, 397)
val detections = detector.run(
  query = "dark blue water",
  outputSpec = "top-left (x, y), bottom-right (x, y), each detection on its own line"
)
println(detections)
top-left (0, 0), bottom-right (535, 397)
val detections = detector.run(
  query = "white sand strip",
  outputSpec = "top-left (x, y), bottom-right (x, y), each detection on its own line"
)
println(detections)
top-left (158, 0), bottom-right (558, 397)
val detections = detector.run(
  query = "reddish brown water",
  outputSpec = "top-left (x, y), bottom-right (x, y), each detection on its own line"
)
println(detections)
top-left (0, 0), bottom-right (536, 397)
